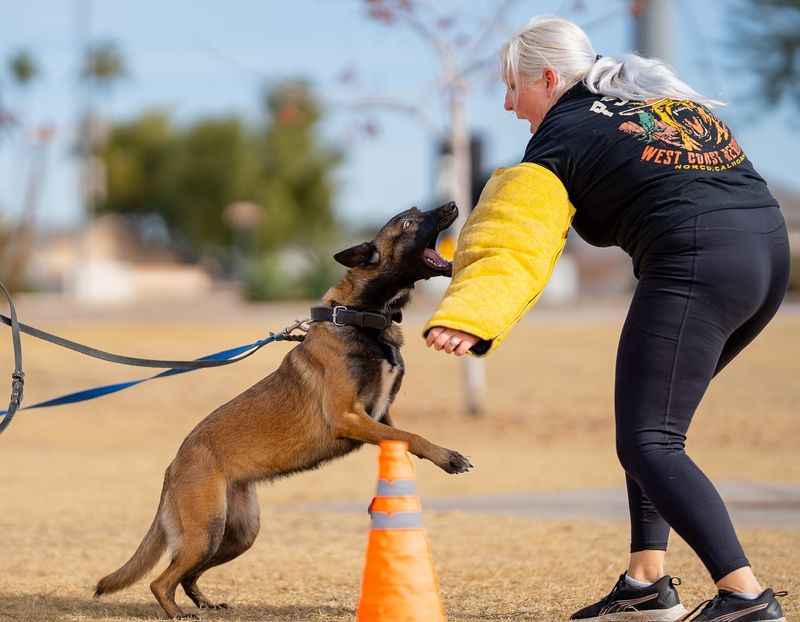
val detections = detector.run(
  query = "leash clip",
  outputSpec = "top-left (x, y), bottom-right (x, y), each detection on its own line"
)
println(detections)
top-left (270, 318), bottom-right (312, 343)
top-left (281, 318), bottom-right (312, 335)
top-left (10, 371), bottom-right (24, 404)
top-left (330, 305), bottom-right (348, 326)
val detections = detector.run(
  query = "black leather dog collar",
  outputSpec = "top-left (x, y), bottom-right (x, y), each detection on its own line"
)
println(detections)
top-left (310, 305), bottom-right (393, 330)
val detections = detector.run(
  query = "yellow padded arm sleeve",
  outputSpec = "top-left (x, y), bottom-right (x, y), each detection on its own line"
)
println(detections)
top-left (423, 162), bottom-right (575, 357)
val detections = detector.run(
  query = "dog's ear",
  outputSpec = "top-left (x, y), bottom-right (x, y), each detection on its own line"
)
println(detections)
top-left (334, 242), bottom-right (379, 268)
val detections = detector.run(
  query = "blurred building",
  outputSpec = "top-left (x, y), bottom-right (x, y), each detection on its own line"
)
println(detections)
top-left (30, 213), bottom-right (212, 304)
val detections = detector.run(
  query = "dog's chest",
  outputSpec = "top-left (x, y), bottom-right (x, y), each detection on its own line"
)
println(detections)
top-left (368, 360), bottom-right (401, 422)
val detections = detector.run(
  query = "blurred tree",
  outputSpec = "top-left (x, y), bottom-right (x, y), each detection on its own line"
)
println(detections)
top-left (1, 49), bottom-right (48, 293)
top-left (254, 81), bottom-right (342, 250)
top-left (97, 80), bottom-right (343, 298)
top-left (98, 111), bottom-right (181, 232)
top-left (81, 40), bottom-right (127, 91)
top-left (734, 0), bottom-right (800, 108)
top-left (176, 117), bottom-right (252, 250)
top-left (5, 48), bottom-right (40, 132)
top-left (98, 112), bottom-right (247, 253)
top-left (78, 40), bottom-right (128, 218)
top-left (8, 49), bottom-right (40, 87)
top-left (0, 85), bottom-right (13, 134)
top-left (0, 75), bottom-right (9, 279)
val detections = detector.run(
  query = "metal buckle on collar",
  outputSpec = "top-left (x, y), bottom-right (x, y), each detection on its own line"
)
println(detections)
top-left (331, 305), bottom-right (348, 326)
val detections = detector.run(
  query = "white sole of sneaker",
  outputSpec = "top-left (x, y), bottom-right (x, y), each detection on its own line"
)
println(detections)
top-left (571, 603), bottom-right (689, 621)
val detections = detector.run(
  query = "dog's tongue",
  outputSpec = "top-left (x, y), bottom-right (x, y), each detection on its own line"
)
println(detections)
top-left (424, 247), bottom-right (448, 268)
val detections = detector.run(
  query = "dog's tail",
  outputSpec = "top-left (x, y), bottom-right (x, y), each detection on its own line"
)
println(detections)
top-left (94, 476), bottom-right (169, 597)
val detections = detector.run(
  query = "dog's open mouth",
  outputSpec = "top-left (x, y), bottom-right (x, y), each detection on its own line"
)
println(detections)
top-left (422, 204), bottom-right (458, 276)
top-left (418, 202), bottom-right (457, 277)
top-left (423, 244), bottom-right (451, 274)
top-left (421, 219), bottom-right (455, 276)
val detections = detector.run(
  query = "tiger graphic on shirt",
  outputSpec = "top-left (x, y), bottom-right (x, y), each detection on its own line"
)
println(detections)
top-left (617, 99), bottom-right (743, 170)
top-left (589, 96), bottom-right (745, 171)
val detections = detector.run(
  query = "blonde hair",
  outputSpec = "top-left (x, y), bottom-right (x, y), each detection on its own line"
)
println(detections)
top-left (500, 17), bottom-right (723, 108)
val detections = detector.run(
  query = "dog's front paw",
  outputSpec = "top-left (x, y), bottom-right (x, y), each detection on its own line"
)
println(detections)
top-left (439, 449), bottom-right (473, 474)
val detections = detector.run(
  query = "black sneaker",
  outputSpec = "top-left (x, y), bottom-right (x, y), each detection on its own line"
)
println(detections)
top-left (570, 573), bottom-right (688, 621)
top-left (682, 588), bottom-right (787, 621)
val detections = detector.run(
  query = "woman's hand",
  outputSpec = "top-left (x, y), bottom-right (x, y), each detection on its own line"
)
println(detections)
top-left (425, 326), bottom-right (481, 356)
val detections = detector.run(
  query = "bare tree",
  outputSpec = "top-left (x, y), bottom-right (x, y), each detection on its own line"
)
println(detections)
top-left (359, 0), bottom-right (517, 230)
top-left (346, 0), bottom-right (521, 415)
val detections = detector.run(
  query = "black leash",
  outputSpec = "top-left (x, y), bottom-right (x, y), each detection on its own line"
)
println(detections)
top-left (0, 284), bottom-right (308, 436)
top-left (0, 312), bottom-right (295, 370)
top-left (0, 294), bottom-right (399, 437)
top-left (0, 283), bottom-right (25, 435)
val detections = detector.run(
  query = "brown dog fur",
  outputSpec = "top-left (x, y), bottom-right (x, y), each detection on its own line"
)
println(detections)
top-left (94, 203), bottom-right (472, 619)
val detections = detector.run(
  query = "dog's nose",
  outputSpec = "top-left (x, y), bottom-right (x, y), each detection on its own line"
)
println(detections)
top-left (442, 201), bottom-right (457, 212)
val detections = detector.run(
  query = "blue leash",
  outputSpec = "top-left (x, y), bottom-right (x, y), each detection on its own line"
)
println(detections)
top-left (0, 284), bottom-right (308, 435)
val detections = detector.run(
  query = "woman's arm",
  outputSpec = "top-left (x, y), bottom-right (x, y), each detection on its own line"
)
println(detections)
top-left (424, 162), bottom-right (575, 357)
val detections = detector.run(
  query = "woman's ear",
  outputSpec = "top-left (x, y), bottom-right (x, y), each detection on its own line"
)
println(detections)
top-left (543, 68), bottom-right (558, 92)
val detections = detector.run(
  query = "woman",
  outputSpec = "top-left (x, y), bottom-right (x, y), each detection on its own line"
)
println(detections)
top-left (424, 17), bottom-right (789, 622)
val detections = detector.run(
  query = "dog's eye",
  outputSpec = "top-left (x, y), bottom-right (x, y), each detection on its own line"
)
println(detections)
top-left (402, 220), bottom-right (413, 230)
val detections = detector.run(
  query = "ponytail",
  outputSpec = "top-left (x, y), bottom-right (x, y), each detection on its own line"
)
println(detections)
top-left (500, 17), bottom-right (724, 108)
top-left (585, 53), bottom-right (724, 108)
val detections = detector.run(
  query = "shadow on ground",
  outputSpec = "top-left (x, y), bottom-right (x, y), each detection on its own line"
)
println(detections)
top-left (1, 593), bottom-right (354, 621)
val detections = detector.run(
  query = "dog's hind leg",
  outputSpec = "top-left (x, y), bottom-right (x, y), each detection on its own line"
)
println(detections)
top-left (180, 482), bottom-right (260, 610)
top-left (150, 476), bottom-right (227, 619)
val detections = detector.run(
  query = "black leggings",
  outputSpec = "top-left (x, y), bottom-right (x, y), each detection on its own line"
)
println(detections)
top-left (616, 206), bottom-right (790, 582)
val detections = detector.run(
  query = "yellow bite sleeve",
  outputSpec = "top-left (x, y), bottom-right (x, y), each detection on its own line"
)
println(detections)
top-left (423, 162), bottom-right (575, 357)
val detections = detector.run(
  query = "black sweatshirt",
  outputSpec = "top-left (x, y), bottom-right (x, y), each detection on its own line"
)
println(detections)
top-left (522, 83), bottom-right (779, 264)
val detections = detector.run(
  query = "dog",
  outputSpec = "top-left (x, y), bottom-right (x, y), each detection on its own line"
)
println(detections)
top-left (94, 202), bottom-right (473, 619)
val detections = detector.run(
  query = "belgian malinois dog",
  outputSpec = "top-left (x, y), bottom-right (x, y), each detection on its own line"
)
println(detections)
top-left (94, 202), bottom-right (472, 619)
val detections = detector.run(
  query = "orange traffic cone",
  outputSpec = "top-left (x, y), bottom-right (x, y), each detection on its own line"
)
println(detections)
top-left (356, 440), bottom-right (447, 622)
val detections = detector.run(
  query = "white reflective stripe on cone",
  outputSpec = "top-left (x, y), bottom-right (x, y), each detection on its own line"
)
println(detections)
top-left (375, 479), bottom-right (417, 496)
top-left (369, 511), bottom-right (424, 529)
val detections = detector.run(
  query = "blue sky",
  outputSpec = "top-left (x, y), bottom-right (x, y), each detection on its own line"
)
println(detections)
top-left (1, 0), bottom-right (798, 230)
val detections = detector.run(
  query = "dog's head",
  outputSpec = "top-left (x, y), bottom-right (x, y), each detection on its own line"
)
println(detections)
top-left (334, 202), bottom-right (457, 279)
top-left (331, 202), bottom-right (458, 310)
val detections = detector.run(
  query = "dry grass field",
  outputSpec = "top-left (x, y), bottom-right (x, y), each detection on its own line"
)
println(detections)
top-left (1, 294), bottom-right (798, 621)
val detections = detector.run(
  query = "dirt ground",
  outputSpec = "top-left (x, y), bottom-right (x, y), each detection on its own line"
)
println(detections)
top-left (1, 294), bottom-right (798, 621)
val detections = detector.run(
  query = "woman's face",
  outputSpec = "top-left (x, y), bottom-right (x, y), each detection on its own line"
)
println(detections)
top-left (504, 69), bottom-right (558, 134)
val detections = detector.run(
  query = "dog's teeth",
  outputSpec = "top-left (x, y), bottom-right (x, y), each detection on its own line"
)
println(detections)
top-left (423, 248), bottom-right (448, 268)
